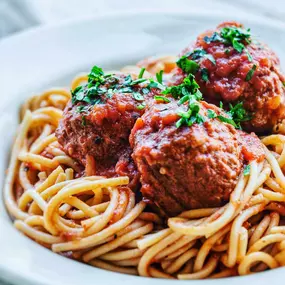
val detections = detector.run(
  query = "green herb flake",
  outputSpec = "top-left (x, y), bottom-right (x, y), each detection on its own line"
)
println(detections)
top-left (177, 49), bottom-right (216, 75)
top-left (204, 32), bottom-right (222, 43)
top-left (245, 64), bottom-right (257, 81)
top-left (137, 102), bottom-right (146, 110)
top-left (148, 79), bottom-right (165, 90)
top-left (176, 57), bottom-right (199, 74)
top-left (132, 93), bottom-right (144, 101)
top-left (228, 102), bottom-right (252, 129)
top-left (164, 74), bottom-right (204, 128)
top-left (190, 49), bottom-right (216, 65)
top-left (283, 82), bottom-right (285, 87)
top-left (142, 88), bottom-right (150, 94)
top-left (156, 70), bottom-right (164, 84)
top-left (76, 105), bottom-right (92, 113)
top-left (245, 49), bottom-right (253, 62)
top-left (201, 68), bottom-right (209, 82)
top-left (138, 67), bottom-right (146, 79)
top-left (130, 78), bottom-right (147, 86)
top-left (243, 164), bottom-right (251, 176)
top-left (204, 26), bottom-right (253, 61)
top-left (217, 115), bottom-right (237, 128)
top-left (207, 109), bottom-right (217, 119)
top-left (81, 116), bottom-right (86, 126)
top-left (154, 95), bottom-right (171, 103)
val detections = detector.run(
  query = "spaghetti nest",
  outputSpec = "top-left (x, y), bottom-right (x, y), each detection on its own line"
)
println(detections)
top-left (4, 57), bottom-right (285, 279)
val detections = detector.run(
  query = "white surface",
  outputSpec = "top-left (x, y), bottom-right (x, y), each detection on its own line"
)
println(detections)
top-left (1, 0), bottom-right (285, 39)
top-left (1, 10), bottom-right (285, 285)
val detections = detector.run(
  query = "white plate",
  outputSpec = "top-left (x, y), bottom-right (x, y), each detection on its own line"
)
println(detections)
top-left (1, 10), bottom-right (285, 285)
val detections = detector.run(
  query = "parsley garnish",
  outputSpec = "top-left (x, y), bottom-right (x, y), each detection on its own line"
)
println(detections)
top-left (163, 74), bottom-right (204, 128)
top-left (201, 68), bottom-right (209, 82)
top-left (156, 70), bottom-right (164, 84)
top-left (81, 116), bottom-right (86, 126)
top-left (137, 102), bottom-right (146, 110)
top-left (132, 93), bottom-right (144, 101)
top-left (147, 78), bottom-right (165, 90)
top-left (206, 109), bottom-right (237, 128)
top-left (138, 67), bottom-right (146, 79)
top-left (204, 32), bottom-right (222, 43)
top-left (228, 102), bottom-right (252, 128)
top-left (177, 48), bottom-right (215, 75)
top-left (245, 64), bottom-right (257, 81)
top-left (76, 105), bottom-right (92, 113)
top-left (217, 115), bottom-right (237, 128)
top-left (220, 26), bottom-right (251, 52)
top-left (207, 102), bottom-right (251, 129)
top-left (163, 74), bottom-right (202, 101)
top-left (204, 26), bottom-right (252, 61)
top-left (207, 109), bottom-right (217, 119)
top-left (176, 57), bottom-right (199, 74)
top-left (243, 164), bottom-right (250, 176)
top-left (71, 65), bottom-right (153, 107)
top-left (189, 49), bottom-right (216, 65)
top-left (130, 78), bottom-right (147, 86)
top-left (154, 95), bottom-right (171, 103)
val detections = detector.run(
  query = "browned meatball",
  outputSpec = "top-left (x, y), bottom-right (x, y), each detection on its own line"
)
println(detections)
top-left (172, 21), bottom-right (285, 134)
top-left (130, 100), bottom-right (264, 216)
top-left (56, 71), bottom-right (153, 180)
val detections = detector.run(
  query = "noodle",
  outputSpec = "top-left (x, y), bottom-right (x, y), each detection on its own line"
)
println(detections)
top-left (3, 56), bottom-right (285, 279)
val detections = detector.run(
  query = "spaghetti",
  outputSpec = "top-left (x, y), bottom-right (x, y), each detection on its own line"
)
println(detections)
top-left (4, 56), bottom-right (285, 279)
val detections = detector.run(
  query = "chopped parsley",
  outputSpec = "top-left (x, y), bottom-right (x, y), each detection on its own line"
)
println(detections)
top-left (204, 26), bottom-right (253, 61)
top-left (243, 164), bottom-right (251, 176)
top-left (132, 92), bottom-right (144, 101)
top-left (163, 74), bottom-right (202, 101)
top-left (138, 67), bottom-right (146, 79)
top-left (207, 109), bottom-right (217, 119)
top-left (147, 78), bottom-right (165, 90)
top-left (156, 70), bottom-right (164, 84)
top-left (81, 116), bottom-right (86, 126)
top-left (207, 102), bottom-right (251, 129)
top-left (76, 105), bottom-right (92, 113)
top-left (163, 74), bottom-right (204, 128)
top-left (71, 65), bottom-right (166, 126)
top-left (228, 102), bottom-right (252, 128)
top-left (204, 32), bottom-right (223, 44)
top-left (130, 78), bottom-right (147, 86)
top-left (176, 56), bottom-right (199, 74)
top-left (206, 109), bottom-right (237, 128)
top-left (217, 115), bottom-right (237, 128)
top-left (71, 65), bottom-right (164, 109)
top-left (201, 68), bottom-right (209, 82)
top-left (189, 48), bottom-right (216, 65)
top-left (154, 95), bottom-right (171, 103)
top-left (137, 102), bottom-right (146, 110)
top-left (245, 64), bottom-right (257, 81)
top-left (220, 26), bottom-right (251, 52)
top-left (177, 48), bottom-right (216, 75)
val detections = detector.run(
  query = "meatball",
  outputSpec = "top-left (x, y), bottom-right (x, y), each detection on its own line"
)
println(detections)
top-left (56, 72), bottom-right (152, 180)
top-left (130, 99), bottom-right (264, 216)
top-left (172, 21), bottom-right (285, 134)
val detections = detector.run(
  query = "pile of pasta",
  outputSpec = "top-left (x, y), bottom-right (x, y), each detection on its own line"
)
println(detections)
top-left (4, 57), bottom-right (285, 279)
